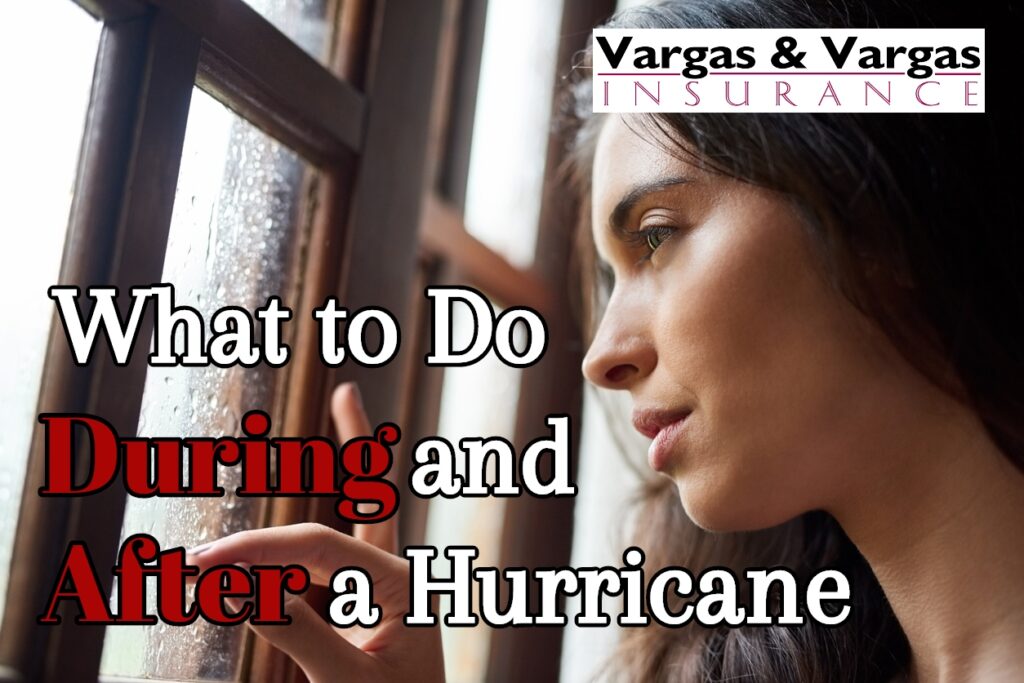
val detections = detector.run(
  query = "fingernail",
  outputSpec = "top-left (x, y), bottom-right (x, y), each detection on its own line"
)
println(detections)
top-left (356, 501), bottom-right (380, 515)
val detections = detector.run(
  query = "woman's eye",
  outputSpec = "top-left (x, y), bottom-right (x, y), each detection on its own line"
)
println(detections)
top-left (640, 226), bottom-right (675, 255)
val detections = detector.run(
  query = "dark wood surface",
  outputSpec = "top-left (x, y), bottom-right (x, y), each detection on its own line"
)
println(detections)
top-left (325, 0), bottom-right (446, 449)
top-left (74, 0), bottom-right (366, 163)
top-left (44, 12), bottom-right (201, 681)
top-left (72, 0), bottom-right (148, 21)
top-left (130, 0), bottom-right (368, 163)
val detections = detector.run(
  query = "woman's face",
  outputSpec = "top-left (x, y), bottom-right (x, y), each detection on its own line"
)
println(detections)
top-left (583, 115), bottom-right (930, 532)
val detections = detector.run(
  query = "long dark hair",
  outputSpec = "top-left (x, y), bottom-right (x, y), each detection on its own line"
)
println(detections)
top-left (564, 1), bottom-right (1023, 681)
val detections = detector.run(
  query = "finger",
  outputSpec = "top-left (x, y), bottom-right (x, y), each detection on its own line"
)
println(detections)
top-left (331, 381), bottom-right (372, 442)
top-left (331, 383), bottom-right (399, 555)
top-left (248, 593), bottom-right (371, 683)
top-left (184, 523), bottom-right (406, 595)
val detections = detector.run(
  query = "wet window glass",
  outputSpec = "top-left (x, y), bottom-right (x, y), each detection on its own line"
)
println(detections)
top-left (99, 88), bottom-right (315, 681)
top-left (242, 0), bottom-right (337, 65)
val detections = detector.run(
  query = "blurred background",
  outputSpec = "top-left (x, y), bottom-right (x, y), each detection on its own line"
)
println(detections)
top-left (0, 0), bottom-right (652, 681)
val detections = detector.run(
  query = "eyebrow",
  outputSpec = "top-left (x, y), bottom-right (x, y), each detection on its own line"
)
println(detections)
top-left (608, 176), bottom-right (692, 237)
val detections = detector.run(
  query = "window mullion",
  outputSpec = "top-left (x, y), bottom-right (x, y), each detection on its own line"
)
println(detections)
top-left (72, 0), bottom-right (148, 22)
top-left (46, 9), bottom-right (200, 679)
top-left (0, 10), bottom-right (201, 682)
top-left (0, 10), bottom-right (152, 677)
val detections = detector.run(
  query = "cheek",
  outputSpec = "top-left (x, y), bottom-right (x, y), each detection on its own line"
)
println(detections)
top-left (654, 198), bottom-right (884, 528)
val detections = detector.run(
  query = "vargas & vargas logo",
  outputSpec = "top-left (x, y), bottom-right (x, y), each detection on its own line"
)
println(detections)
top-left (592, 28), bottom-right (985, 112)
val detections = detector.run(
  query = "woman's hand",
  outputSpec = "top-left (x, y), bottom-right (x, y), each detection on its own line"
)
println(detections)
top-left (186, 383), bottom-right (445, 683)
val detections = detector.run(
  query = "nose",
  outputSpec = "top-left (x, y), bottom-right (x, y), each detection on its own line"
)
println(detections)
top-left (581, 293), bottom-right (656, 390)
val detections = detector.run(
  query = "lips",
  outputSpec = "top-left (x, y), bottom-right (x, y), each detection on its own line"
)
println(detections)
top-left (631, 407), bottom-right (692, 471)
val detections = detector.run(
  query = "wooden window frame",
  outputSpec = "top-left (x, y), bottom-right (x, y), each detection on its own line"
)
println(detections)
top-left (408, 1), bottom-right (615, 680)
top-left (0, 0), bottom-right (606, 680)
top-left (0, 0), bottom-right (449, 681)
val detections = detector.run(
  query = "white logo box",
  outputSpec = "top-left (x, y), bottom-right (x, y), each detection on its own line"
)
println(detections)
top-left (592, 28), bottom-right (985, 113)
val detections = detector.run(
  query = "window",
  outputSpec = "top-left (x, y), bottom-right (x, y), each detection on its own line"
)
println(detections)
top-left (100, 88), bottom-right (315, 680)
top-left (0, 0), bottom-right (445, 679)
top-left (0, 0), bottom-right (610, 681)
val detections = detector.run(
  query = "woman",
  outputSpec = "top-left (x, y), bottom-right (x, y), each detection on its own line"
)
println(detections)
top-left (188, 1), bottom-right (1024, 681)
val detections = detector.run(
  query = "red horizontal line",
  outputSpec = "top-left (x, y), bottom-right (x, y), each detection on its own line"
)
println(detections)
top-left (597, 71), bottom-right (982, 77)
top-left (596, 72), bottom-right (677, 76)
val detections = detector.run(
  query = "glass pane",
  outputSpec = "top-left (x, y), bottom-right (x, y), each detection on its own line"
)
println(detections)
top-left (0, 0), bottom-right (100, 620)
top-left (463, 0), bottom-right (564, 269)
top-left (100, 88), bottom-right (314, 681)
top-left (242, 0), bottom-right (337, 65)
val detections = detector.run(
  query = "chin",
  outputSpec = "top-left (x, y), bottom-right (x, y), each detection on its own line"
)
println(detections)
top-left (673, 475), bottom-right (800, 533)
